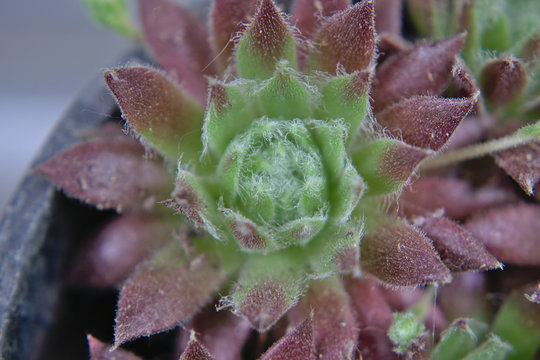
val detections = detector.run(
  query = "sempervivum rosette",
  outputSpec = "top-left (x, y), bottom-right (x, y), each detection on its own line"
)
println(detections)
top-left (34, 0), bottom-right (524, 359)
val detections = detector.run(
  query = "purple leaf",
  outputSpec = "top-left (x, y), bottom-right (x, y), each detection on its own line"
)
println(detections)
top-left (414, 215), bottom-right (502, 272)
top-left (105, 66), bottom-right (204, 160)
top-left (465, 205), bottom-right (540, 266)
top-left (88, 335), bottom-right (141, 360)
top-left (495, 143), bottom-right (540, 195)
top-left (311, 0), bottom-right (376, 74)
top-left (294, 277), bottom-right (358, 360)
top-left (360, 222), bottom-right (452, 287)
top-left (177, 309), bottom-right (252, 360)
top-left (398, 177), bottom-right (517, 220)
top-left (179, 332), bottom-right (217, 360)
top-left (139, 0), bottom-right (215, 102)
top-left (481, 58), bottom-right (527, 108)
top-left (377, 96), bottom-right (476, 151)
top-left (34, 139), bottom-right (171, 212)
top-left (450, 61), bottom-right (482, 101)
top-left (346, 277), bottom-right (396, 360)
top-left (114, 243), bottom-right (227, 346)
top-left (438, 272), bottom-right (487, 320)
top-left (374, 0), bottom-right (403, 35)
top-left (261, 316), bottom-right (315, 360)
top-left (71, 214), bottom-right (174, 287)
top-left (209, 0), bottom-right (256, 71)
top-left (292, 0), bottom-right (350, 40)
top-left (372, 35), bottom-right (464, 112)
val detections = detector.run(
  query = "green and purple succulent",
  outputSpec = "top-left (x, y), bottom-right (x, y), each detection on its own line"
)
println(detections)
top-left (36, 0), bottom-right (540, 358)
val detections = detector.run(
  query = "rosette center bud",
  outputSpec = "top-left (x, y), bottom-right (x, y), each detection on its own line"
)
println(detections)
top-left (218, 118), bottom-right (330, 251)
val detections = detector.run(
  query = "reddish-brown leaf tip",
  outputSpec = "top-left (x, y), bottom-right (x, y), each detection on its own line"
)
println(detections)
top-left (312, 0), bottom-right (376, 74)
top-left (360, 223), bottom-right (452, 287)
top-left (292, 0), bottom-right (351, 40)
top-left (482, 57), bottom-right (527, 108)
top-left (415, 215), bottom-right (502, 272)
top-left (180, 331), bottom-right (217, 360)
top-left (377, 96), bottom-right (476, 151)
top-left (261, 316), bottom-right (315, 360)
top-left (247, 0), bottom-right (291, 61)
top-left (495, 143), bottom-right (540, 195)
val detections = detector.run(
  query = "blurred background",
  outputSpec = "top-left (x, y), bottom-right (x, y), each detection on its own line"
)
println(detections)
top-left (0, 0), bottom-right (133, 210)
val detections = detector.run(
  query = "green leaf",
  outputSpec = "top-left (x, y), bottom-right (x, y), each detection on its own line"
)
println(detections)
top-left (461, 335), bottom-right (512, 360)
top-left (83, 0), bottom-right (138, 38)
top-left (431, 319), bottom-right (489, 360)
top-left (388, 312), bottom-right (425, 355)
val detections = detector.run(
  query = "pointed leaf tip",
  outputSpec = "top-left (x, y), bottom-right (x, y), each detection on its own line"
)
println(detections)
top-left (377, 96), bottom-right (476, 151)
top-left (34, 139), bottom-right (171, 212)
top-left (495, 143), bottom-right (540, 196)
top-left (236, 0), bottom-right (296, 78)
top-left (312, 0), bottom-right (376, 74)
top-left (262, 316), bottom-right (315, 360)
top-left (104, 67), bottom-right (204, 160)
top-left (88, 335), bottom-right (141, 360)
top-left (292, 0), bottom-right (350, 40)
top-left (180, 331), bottom-right (217, 360)
top-left (361, 223), bottom-right (452, 287)
top-left (482, 58), bottom-right (527, 108)
top-left (373, 34), bottom-right (465, 111)
top-left (416, 215), bottom-right (502, 272)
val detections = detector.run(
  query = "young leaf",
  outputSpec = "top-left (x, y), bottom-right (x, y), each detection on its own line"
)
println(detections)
top-left (360, 222), bottom-right (451, 287)
top-left (415, 215), bottom-right (502, 272)
top-left (261, 316), bottom-right (315, 360)
top-left (292, 0), bottom-right (350, 39)
top-left (481, 58), bottom-right (527, 108)
top-left (114, 242), bottom-right (226, 346)
top-left (372, 34), bottom-right (464, 111)
top-left (105, 67), bottom-right (204, 161)
top-left (465, 205), bottom-right (540, 266)
top-left (34, 139), bottom-right (171, 212)
top-left (388, 312), bottom-right (425, 355)
top-left (236, 0), bottom-right (297, 79)
top-left (311, 0), bottom-right (375, 74)
top-left (376, 95), bottom-right (476, 151)
top-left (139, 0), bottom-right (215, 102)
top-left (461, 335), bottom-right (512, 360)
top-left (431, 319), bottom-right (489, 360)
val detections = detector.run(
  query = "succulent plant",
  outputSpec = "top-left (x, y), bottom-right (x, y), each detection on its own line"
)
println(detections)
top-left (35, 0), bottom-right (540, 358)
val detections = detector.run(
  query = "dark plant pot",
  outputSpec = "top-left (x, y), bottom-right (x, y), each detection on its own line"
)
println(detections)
top-left (0, 49), bottom-right (155, 360)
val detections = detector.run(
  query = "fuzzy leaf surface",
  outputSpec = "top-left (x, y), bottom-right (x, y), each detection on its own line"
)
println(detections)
top-left (465, 205), bottom-right (540, 266)
top-left (34, 139), bottom-right (171, 212)
top-left (292, 0), bottom-right (350, 39)
top-left (482, 57), bottom-right (527, 108)
top-left (261, 316), bottom-right (315, 360)
top-left (415, 215), bottom-right (502, 272)
top-left (139, 0), bottom-right (215, 102)
top-left (105, 66), bottom-right (204, 161)
top-left (495, 142), bottom-right (540, 195)
top-left (179, 333), bottom-right (217, 360)
top-left (311, 0), bottom-right (375, 74)
top-left (372, 35), bottom-right (464, 111)
top-left (360, 222), bottom-right (451, 287)
top-left (377, 96), bottom-right (476, 151)
top-left (114, 242), bottom-right (226, 346)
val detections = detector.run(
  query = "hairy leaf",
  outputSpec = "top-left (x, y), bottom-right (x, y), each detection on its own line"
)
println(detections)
top-left (495, 143), bottom-right (540, 195)
top-left (377, 96), bottom-right (476, 151)
top-left (105, 66), bottom-right (204, 160)
top-left (482, 57), bottom-right (527, 108)
top-left (139, 0), bottom-right (215, 102)
top-left (179, 332), bottom-right (217, 360)
top-left (431, 319), bottom-right (488, 360)
top-left (415, 215), bottom-right (502, 272)
top-left (311, 0), bottom-right (375, 74)
top-left (35, 139), bottom-right (171, 212)
top-left (292, 0), bottom-right (350, 39)
top-left (373, 35), bottom-right (464, 111)
top-left (465, 205), bottom-right (540, 266)
top-left (360, 222), bottom-right (451, 287)
top-left (261, 316), bottom-right (315, 360)
top-left (114, 242), bottom-right (226, 346)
